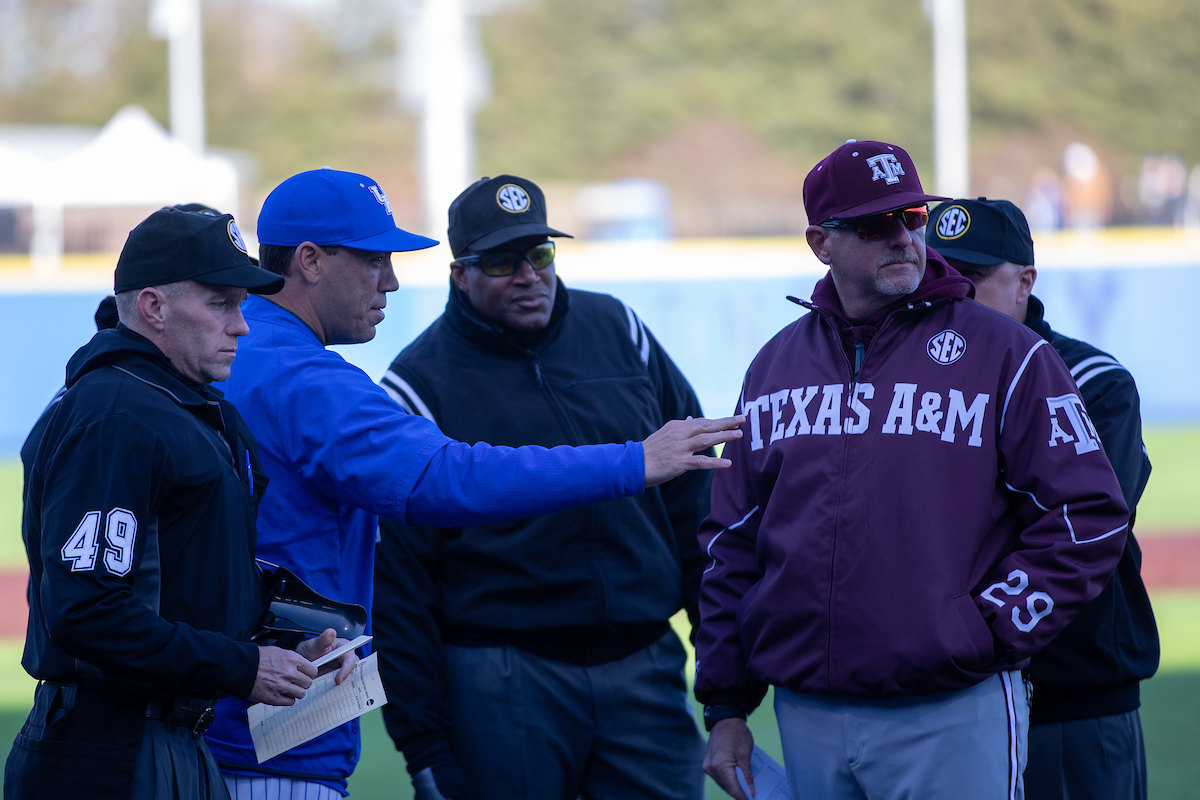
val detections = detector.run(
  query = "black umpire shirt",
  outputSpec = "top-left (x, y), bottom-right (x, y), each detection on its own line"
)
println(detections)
top-left (1024, 295), bottom-right (1160, 723)
top-left (6, 325), bottom-right (267, 797)
top-left (374, 281), bottom-right (711, 778)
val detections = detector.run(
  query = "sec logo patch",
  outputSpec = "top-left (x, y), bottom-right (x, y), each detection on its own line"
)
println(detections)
top-left (928, 329), bottom-right (966, 365)
top-left (228, 219), bottom-right (248, 254)
top-left (936, 205), bottom-right (971, 239)
top-left (496, 184), bottom-right (530, 213)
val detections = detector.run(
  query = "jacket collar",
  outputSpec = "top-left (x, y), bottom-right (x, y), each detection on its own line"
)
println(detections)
top-left (243, 294), bottom-right (325, 345)
top-left (66, 325), bottom-right (234, 447)
top-left (1023, 295), bottom-right (1052, 339)
top-left (444, 277), bottom-right (571, 353)
top-left (790, 249), bottom-right (974, 347)
top-left (808, 248), bottom-right (973, 327)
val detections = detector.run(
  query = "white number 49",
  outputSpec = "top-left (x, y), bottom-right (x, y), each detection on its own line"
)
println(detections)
top-left (60, 509), bottom-right (138, 576)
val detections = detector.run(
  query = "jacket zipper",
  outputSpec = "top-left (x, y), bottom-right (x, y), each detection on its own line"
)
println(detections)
top-left (525, 350), bottom-right (607, 624)
top-left (809, 305), bottom-right (906, 690)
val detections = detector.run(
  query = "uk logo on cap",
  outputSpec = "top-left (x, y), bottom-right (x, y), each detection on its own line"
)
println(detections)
top-left (496, 184), bottom-right (530, 213)
top-left (868, 154), bottom-right (906, 185)
top-left (368, 185), bottom-right (394, 216)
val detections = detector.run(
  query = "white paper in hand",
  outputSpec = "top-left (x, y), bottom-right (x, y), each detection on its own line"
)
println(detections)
top-left (311, 634), bottom-right (371, 669)
top-left (735, 746), bottom-right (793, 800)
top-left (247, 651), bottom-right (387, 763)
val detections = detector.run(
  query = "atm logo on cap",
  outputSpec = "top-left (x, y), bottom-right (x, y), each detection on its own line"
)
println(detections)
top-left (936, 205), bottom-right (971, 240)
top-left (496, 184), bottom-right (530, 213)
top-left (368, 185), bottom-right (394, 216)
top-left (228, 220), bottom-right (248, 254)
top-left (867, 154), bottom-right (905, 185)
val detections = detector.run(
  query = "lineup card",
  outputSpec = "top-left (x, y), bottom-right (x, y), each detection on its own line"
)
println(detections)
top-left (248, 651), bottom-right (388, 763)
top-left (736, 746), bottom-right (794, 800)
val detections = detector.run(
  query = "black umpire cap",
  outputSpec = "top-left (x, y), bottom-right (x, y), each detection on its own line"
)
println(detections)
top-left (447, 175), bottom-right (573, 258)
top-left (928, 198), bottom-right (1036, 267)
top-left (114, 208), bottom-right (284, 295)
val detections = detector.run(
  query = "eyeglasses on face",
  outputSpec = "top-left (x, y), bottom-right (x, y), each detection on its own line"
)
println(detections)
top-left (456, 242), bottom-right (556, 277)
top-left (820, 207), bottom-right (929, 240)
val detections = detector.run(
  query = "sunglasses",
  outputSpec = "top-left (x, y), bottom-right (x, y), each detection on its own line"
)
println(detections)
top-left (820, 207), bottom-right (929, 240)
top-left (457, 242), bottom-right (556, 277)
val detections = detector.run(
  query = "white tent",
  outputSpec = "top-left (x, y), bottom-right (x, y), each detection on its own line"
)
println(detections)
top-left (0, 106), bottom-right (239, 277)
top-left (0, 140), bottom-right (45, 205)
top-left (54, 106), bottom-right (236, 210)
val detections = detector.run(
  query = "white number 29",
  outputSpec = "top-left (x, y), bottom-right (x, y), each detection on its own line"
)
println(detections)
top-left (60, 508), bottom-right (138, 576)
top-left (980, 569), bottom-right (1054, 633)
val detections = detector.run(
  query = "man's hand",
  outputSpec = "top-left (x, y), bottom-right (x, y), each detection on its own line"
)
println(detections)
top-left (296, 627), bottom-right (360, 685)
top-left (248, 646), bottom-right (318, 706)
top-left (643, 415), bottom-right (744, 487)
top-left (704, 717), bottom-right (755, 800)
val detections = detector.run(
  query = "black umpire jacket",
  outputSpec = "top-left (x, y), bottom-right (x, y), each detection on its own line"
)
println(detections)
top-left (374, 281), bottom-right (710, 776)
top-left (8, 325), bottom-right (267, 797)
top-left (1023, 296), bottom-right (1160, 724)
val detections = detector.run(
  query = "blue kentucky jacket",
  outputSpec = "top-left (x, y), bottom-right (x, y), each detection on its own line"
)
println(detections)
top-left (204, 294), bottom-right (644, 792)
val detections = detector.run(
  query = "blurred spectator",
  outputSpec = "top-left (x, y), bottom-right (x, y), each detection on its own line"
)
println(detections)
top-left (1184, 166), bottom-right (1200, 229)
top-left (1025, 167), bottom-right (1064, 231)
top-left (1138, 154), bottom-right (1189, 226)
top-left (575, 179), bottom-right (673, 240)
top-left (1063, 142), bottom-right (1112, 229)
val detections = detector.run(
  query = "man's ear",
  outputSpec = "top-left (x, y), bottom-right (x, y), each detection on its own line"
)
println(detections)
top-left (135, 287), bottom-right (169, 332)
top-left (806, 225), bottom-right (836, 266)
top-left (1017, 265), bottom-right (1038, 303)
top-left (294, 242), bottom-right (325, 286)
top-left (449, 261), bottom-right (470, 293)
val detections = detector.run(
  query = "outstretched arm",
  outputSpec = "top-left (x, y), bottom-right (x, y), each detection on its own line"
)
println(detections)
top-left (643, 415), bottom-right (742, 487)
top-left (404, 416), bottom-right (742, 528)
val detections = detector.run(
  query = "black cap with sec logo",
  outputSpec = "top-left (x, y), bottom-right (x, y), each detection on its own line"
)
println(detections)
top-left (114, 207), bottom-right (284, 295)
top-left (928, 198), bottom-right (1036, 267)
top-left (447, 175), bottom-right (573, 258)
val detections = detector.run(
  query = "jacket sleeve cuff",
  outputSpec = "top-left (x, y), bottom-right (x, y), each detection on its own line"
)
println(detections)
top-left (695, 687), bottom-right (767, 715)
top-left (402, 732), bottom-right (456, 776)
top-left (625, 441), bottom-right (646, 494)
top-left (223, 640), bottom-right (262, 700)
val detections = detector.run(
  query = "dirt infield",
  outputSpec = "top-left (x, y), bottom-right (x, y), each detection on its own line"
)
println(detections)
top-left (0, 532), bottom-right (1198, 639)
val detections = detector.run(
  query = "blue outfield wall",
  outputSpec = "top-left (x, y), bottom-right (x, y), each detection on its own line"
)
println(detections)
top-left (1, 262), bottom-right (1197, 457)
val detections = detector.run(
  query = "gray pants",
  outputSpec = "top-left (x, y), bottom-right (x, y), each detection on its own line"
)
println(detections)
top-left (1025, 710), bottom-right (1147, 800)
top-left (774, 671), bottom-right (1029, 800)
top-left (444, 630), bottom-right (705, 800)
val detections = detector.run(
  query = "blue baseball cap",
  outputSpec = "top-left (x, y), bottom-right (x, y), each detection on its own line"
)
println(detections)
top-left (257, 168), bottom-right (438, 252)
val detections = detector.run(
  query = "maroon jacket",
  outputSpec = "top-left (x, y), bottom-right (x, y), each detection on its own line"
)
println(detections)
top-left (695, 255), bottom-right (1129, 708)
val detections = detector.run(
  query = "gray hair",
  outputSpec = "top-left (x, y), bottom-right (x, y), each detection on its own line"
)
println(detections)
top-left (115, 281), bottom-right (190, 326)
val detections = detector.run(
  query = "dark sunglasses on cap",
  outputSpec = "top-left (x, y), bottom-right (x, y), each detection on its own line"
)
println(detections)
top-left (456, 242), bottom-right (556, 277)
top-left (820, 206), bottom-right (929, 240)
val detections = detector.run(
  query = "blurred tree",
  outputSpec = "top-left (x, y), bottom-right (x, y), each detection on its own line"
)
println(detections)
top-left (0, 0), bottom-right (1198, 232)
top-left (476, 0), bottom-right (934, 182)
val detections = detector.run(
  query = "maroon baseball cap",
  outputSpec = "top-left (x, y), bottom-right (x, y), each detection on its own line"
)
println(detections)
top-left (803, 139), bottom-right (949, 225)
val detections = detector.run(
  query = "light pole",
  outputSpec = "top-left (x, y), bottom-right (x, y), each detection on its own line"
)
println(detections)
top-left (398, 0), bottom-right (491, 240)
top-left (150, 0), bottom-right (206, 155)
top-left (925, 0), bottom-right (969, 198)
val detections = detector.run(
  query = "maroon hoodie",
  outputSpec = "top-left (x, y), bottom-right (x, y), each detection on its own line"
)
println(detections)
top-left (695, 254), bottom-right (1128, 708)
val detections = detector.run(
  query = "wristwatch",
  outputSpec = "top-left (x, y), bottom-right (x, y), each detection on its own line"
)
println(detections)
top-left (702, 704), bottom-right (747, 731)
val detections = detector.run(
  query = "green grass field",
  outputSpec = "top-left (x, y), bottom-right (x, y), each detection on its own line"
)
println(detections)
top-left (0, 427), bottom-right (1198, 797)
